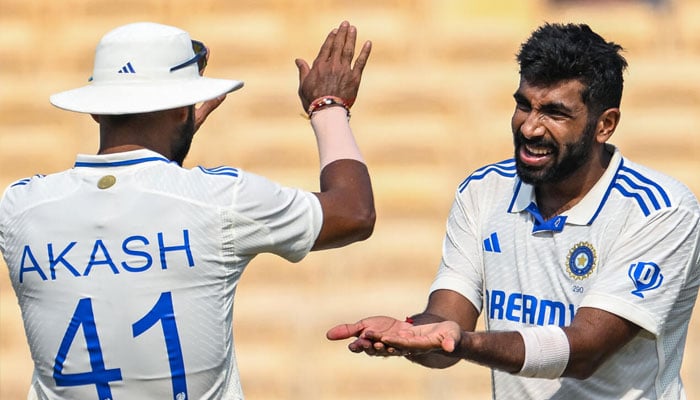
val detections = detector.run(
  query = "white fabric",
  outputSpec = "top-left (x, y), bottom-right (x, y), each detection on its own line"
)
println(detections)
top-left (430, 146), bottom-right (700, 399)
top-left (50, 22), bottom-right (243, 114)
top-left (0, 149), bottom-right (323, 400)
top-left (310, 106), bottom-right (365, 170)
top-left (517, 326), bottom-right (570, 379)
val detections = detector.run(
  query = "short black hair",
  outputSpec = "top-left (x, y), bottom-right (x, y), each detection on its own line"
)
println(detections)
top-left (516, 23), bottom-right (628, 117)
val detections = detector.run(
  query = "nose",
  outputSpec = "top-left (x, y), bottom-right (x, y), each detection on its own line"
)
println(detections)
top-left (518, 111), bottom-right (546, 139)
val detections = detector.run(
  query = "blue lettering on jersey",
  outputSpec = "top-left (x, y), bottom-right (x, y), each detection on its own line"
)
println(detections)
top-left (488, 289), bottom-right (576, 326)
top-left (628, 261), bottom-right (663, 298)
top-left (121, 235), bottom-right (153, 272)
top-left (19, 246), bottom-right (47, 282)
top-left (49, 242), bottom-right (81, 279)
top-left (18, 229), bottom-right (194, 283)
top-left (158, 231), bottom-right (194, 270)
top-left (84, 240), bottom-right (120, 276)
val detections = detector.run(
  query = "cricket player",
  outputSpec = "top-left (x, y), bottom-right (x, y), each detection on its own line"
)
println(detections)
top-left (327, 23), bottom-right (700, 399)
top-left (1, 20), bottom-right (374, 400)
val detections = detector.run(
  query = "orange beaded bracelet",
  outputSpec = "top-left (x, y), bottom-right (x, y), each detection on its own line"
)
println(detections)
top-left (306, 95), bottom-right (352, 118)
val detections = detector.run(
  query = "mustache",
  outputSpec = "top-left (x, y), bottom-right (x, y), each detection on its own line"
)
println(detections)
top-left (514, 130), bottom-right (557, 149)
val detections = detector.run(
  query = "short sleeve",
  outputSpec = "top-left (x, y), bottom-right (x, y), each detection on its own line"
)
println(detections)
top-left (580, 205), bottom-right (700, 335)
top-left (430, 191), bottom-right (485, 311)
top-left (226, 171), bottom-right (323, 263)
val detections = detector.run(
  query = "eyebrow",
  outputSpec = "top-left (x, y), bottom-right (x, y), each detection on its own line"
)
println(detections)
top-left (513, 92), bottom-right (529, 106)
top-left (513, 91), bottom-right (575, 116)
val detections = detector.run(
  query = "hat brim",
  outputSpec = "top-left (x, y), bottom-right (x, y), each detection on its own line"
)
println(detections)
top-left (50, 77), bottom-right (244, 114)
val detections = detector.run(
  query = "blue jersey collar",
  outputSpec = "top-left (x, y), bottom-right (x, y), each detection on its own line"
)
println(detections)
top-left (74, 149), bottom-right (171, 168)
top-left (508, 145), bottom-right (623, 228)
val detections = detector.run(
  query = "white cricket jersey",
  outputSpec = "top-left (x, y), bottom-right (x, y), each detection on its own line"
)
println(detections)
top-left (430, 146), bottom-right (700, 399)
top-left (0, 149), bottom-right (323, 400)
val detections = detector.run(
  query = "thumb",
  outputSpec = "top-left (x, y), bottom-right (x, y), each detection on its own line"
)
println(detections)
top-left (441, 336), bottom-right (456, 352)
top-left (326, 322), bottom-right (365, 340)
top-left (295, 58), bottom-right (310, 83)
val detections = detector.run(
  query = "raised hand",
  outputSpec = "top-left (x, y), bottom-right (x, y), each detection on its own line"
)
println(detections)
top-left (295, 21), bottom-right (372, 112)
top-left (326, 316), bottom-right (412, 356)
top-left (194, 95), bottom-right (226, 134)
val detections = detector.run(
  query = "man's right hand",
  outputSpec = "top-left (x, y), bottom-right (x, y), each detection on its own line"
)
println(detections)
top-left (326, 316), bottom-right (413, 356)
top-left (295, 21), bottom-right (372, 113)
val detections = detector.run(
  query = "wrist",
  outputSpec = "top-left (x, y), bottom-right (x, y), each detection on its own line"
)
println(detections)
top-left (449, 328), bottom-right (468, 356)
top-left (516, 326), bottom-right (570, 379)
top-left (307, 95), bottom-right (352, 119)
top-left (310, 106), bottom-right (364, 170)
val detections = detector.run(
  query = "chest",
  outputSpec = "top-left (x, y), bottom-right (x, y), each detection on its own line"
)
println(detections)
top-left (480, 213), bottom-right (616, 327)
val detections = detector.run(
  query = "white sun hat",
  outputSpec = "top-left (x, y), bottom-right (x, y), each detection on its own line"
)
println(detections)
top-left (50, 22), bottom-right (244, 114)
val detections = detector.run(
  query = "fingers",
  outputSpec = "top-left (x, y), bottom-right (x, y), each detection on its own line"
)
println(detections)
top-left (348, 338), bottom-right (405, 356)
top-left (341, 24), bottom-right (358, 64)
top-left (315, 26), bottom-right (339, 64)
top-left (193, 95), bottom-right (226, 133)
top-left (348, 337), bottom-right (375, 353)
top-left (352, 40), bottom-right (372, 76)
top-left (330, 21), bottom-right (351, 63)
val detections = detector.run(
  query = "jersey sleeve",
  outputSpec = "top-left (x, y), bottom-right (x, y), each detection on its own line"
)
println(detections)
top-left (430, 190), bottom-right (485, 311)
top-left (580, 204), bottom-right (700, 336)
top-left (226, 170), bottom-right (323, 263)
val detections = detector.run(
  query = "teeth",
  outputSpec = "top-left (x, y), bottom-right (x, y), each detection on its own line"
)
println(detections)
top-left (525, 145), bottom-right (551, 156)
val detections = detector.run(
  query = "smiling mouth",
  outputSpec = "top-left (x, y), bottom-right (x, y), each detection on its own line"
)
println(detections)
top-left (525, 144), bottom-right (553, 156)
top-left (519, 144), bottom-right (554, 166)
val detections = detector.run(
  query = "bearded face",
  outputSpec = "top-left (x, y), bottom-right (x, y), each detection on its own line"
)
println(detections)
top-left (514, 118), bottom-right (597, 185)
top-left (510, 79), bottom-right (598, 185)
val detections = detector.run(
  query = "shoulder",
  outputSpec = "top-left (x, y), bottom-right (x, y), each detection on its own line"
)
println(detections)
top-left (5, 174), bottom-right (48, 189)
top-left (192, 165), bottom-right (241, 179)
top-left (457, 158), bottom-right (517, 193)
top-left (611, 158), bottom-right (698, 217)
top-left (2, 173), bottom-right (51, 204)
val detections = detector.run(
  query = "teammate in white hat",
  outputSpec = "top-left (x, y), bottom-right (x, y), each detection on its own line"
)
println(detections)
top-left (1, 21), bottom-right (374, 400)
top-left (326, 23), bottom-right (700, 399)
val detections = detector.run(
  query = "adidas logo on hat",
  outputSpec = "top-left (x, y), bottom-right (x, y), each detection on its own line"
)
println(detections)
top-left (118, 62), bottom-right (136, 74)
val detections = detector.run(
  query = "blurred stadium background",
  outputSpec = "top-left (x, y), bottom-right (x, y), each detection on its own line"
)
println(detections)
top-left (1, 0), bottom-right (698, 399)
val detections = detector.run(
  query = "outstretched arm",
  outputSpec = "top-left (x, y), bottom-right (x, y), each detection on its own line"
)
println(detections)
top-left (377, 306), bottom-right (640, 379)
top-left (327, 289), bottom-right (641, 378)
top-left (326, 289), bottom-right (479, 368)
top-left (294, 21), bottom-right (375, 250)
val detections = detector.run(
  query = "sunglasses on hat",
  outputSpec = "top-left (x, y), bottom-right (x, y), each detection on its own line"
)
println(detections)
top-left (170, 40), bottom-right (208, 73)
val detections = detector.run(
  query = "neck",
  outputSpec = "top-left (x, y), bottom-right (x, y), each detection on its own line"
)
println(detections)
top-left (98, 144), bottom-right (148, 155)
top-left (94, 108), bottom-right (185, 160)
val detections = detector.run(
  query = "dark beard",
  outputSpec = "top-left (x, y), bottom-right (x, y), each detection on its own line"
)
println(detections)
top-left (171, 106), bottom-right (195, 166)
top-left (515, 120), bottom-right (596, 185)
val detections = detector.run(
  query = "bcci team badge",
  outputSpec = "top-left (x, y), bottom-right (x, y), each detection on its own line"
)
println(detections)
top-left (566, 242), bottom-right (597, 280)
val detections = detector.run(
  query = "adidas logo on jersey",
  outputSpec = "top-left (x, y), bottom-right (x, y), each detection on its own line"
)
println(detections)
top-left (118, 62), bottom-right (136, 74)
top-left (483, 232), bottom-right (501, 253)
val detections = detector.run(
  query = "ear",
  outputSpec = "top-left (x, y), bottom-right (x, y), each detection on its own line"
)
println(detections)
top-left (595, 108), bottom-right (620, 144)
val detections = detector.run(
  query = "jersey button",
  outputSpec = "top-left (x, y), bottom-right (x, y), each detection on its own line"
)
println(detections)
top-left (97, 175), bottom-right (116, 189)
